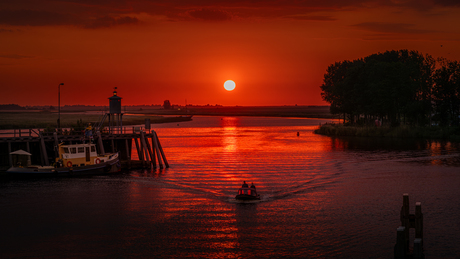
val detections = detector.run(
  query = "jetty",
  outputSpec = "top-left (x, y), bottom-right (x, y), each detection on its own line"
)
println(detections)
top-left (0, 88), bottom-right (169, 172)
top-left (0, 127), bottom-right (168, 172)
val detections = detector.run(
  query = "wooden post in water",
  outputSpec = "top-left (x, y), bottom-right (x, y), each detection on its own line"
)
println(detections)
top-left (143, 133), bottom-right (154, 165)
top-left (152, 131), bottom-right (164, 169)
top-left (8, 142), bottom-right (13, 167)
top-left (154, 131), bottom-right (169, 168)
top-left (149, 134), bottom-right (157, 168)
top-left (413, 239), bottom-right (423, 259)
top-left (26, 141), bottom-right (31, 166)
top-left (125, 139), bottom-right (131, 168)
top-left (134, 137), bottom-right (143, 162)
top-left (394, 194), bottom-right (424, 259)
top-left (140, 131), bottom-right (150, 167)
top-left (394, 226), bottom-right (406, 259)
top-left (415, 202), bottom-right (423, 246)
top-left (402, 193), bottom-right (410, 250)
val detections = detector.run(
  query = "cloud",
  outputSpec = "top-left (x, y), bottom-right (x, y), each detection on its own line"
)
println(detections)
top-left (0, 28), bottom-right (17, 33)
top-left (0, 0), bottom-right (458, 27)
top-left (187, 9), bottom-right (232, 22)
top-left (352, 22), bottom-right (436, 34)
top-left (0, 8), bottom-right (138, 29)
top-left (0, 9), bottom-right (75, 26)
top-left (0, 0), bottom-right (367, 27)
top-left (0, 54), bottom-right (34, 59)
top-left (429, 0), bottom-right (460, 7)
top-left (84, 16), bottom-right (139, 29)
top-left (287, 15), bottom-right (336, 21)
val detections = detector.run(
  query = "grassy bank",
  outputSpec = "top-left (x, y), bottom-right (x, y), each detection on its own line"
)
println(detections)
top-left (183, 105), bottom-right (334, 118)
top-left (0, 111), bottom-right (186, 129)
top-left (0, 106), bottom-right (334, 129)
top-left (315, 123), bottom-right (460, 142)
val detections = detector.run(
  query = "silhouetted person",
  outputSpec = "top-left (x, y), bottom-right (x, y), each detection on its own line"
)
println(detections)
top-left (250, 182), bottom-right (256, 189)
top-left (242, 181), bottom-right (248, 188)
top-left (85, 123), bottom-right (93, 138)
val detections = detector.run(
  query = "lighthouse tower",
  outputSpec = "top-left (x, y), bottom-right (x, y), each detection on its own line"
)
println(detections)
top-left (108, 87), bottom-right (123, 134)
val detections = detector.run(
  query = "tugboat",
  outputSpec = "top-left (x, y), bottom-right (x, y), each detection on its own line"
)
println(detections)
top-left (235, 181), bottom-right (260, 200)
top-left (6, 143), bottom-right (120, 176)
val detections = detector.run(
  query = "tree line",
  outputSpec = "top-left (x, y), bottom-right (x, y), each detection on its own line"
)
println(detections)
top-left (320, 49), bottom-right (460, 127)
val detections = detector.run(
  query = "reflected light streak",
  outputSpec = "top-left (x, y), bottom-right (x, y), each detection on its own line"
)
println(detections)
top-left (223, 126), bottom-right (237, 152)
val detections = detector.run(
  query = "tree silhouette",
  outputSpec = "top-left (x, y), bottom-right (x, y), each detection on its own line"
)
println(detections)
top-left (320, 50), bottom-right (438, 126)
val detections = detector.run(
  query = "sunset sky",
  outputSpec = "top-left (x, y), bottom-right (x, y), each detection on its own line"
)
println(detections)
top-left (1, 0), bottom-right (459, 106)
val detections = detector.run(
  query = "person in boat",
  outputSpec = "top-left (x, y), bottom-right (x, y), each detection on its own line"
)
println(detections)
top-left (242, 181), bottom-right (248, 188)
top-left (250, 182), bottom-right (256, 189)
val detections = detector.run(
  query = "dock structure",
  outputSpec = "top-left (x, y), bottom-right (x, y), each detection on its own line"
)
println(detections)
top-left (394, 193), bottom-right (424, 259)
top-left (0, 127), bottom-right (169, 171)
top-left (1, 88), bottom-right (172, 171)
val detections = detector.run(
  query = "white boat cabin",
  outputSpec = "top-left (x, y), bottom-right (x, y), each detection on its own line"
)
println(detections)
top-left (56, 143), bottom-right (106, 167)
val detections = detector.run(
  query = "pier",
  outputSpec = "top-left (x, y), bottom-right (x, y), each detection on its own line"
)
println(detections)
top-left (0, 88), bottom-right (172, 172)
top-left (0, 127), bottom-right (169, 171)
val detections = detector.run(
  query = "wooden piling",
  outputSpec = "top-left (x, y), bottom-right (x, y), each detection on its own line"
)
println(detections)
top-left (39, 132), bottom-right (49, 166)
top-left (140, 131), bottom-right (150, 167)
top-left (8, 142), bottom-right (13, 166)
top-left (150, 134), bottom-right (157, 168)
top-left (402, 193), bottom-right (410, 250)
top-left (152, 131), bottom-right (164, 169)
top-left (154, 131), bottom-right (169, 168)
top-left (125, 139), bottom-right (131, 168)
top-left (394, 226), bottom-right (406, 259)
top-left (134, 137), bottom-right (143, 161)
top-left (143, 134), bottom-right (155, 166)
top-left (395, 194), bottom-right (424, 259)
top-left (415, 202), bottom-right (423, 245)
top-left (413, 239), bottom-right (423, 259)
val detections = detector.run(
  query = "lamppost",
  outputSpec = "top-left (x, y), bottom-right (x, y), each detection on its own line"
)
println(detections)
top-left (58, 83), bottom-right (64, 129)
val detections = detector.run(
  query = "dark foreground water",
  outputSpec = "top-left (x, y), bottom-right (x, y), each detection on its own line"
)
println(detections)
top-left (1, 116), bottom-right (460, 258)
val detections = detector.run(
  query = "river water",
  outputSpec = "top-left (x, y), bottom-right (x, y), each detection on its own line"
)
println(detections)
top-left (1, 116), bottom-right (460, 258)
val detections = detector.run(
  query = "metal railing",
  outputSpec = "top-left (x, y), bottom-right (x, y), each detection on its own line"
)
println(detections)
top-left (0, 128), bottom-right (41, 138)
top-left (0, 126), bottom-right (150, 138)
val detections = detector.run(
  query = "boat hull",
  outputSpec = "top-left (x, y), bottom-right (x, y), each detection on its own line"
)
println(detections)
top-left (6, 153), bottom-right (121, 177)
top-left (235, 194), bottom-right (260, 200)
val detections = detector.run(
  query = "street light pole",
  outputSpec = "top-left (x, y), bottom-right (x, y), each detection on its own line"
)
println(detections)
top-left (58, 83), bottom-right (64, 129)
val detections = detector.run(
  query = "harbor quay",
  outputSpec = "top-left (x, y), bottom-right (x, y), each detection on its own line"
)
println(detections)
top-left (0, 127), bottom-right (168, 172)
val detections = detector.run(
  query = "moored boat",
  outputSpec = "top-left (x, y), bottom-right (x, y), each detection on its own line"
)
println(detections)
top-left (235, 182), bottom-right (260, 200)
top-left (6, 143), bottom-right (121, 176)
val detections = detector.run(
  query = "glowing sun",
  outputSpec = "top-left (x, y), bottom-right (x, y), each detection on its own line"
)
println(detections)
top-left (224, 80), bottom-right (236, 91)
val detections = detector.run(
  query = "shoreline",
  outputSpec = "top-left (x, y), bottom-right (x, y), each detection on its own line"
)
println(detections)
top-left (0, 106), bottom-right (336, 129)
top-left (315, 123), bottom-right (460, 142)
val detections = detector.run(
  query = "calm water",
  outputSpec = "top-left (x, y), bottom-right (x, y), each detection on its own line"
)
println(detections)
top-left (1, 116), bottom-right (460, 258)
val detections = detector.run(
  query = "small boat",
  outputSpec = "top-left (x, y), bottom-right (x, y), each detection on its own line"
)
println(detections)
top-left (235, 185), bottom-right (260, 200)
top-left (6, 143), bottom-right (121, 177)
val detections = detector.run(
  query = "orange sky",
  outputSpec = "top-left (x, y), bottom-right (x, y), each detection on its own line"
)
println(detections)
top-left (1, 1), bottom-right (460, 106)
